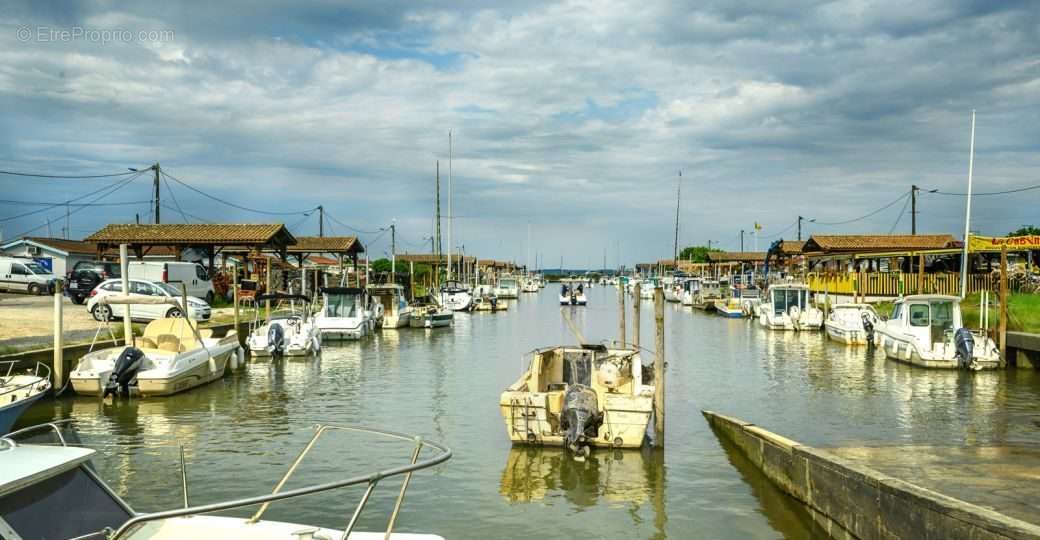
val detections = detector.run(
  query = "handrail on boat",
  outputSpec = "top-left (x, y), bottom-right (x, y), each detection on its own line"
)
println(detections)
top-left (0, 360), bottom-right (52, 397)
top-left (108, 423), bottom-right (452, 540)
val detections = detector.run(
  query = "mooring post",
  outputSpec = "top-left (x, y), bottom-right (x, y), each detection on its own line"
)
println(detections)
top-left (233, 264), bottom-right (241, 349)
top-left (633, 284), bottom-right (641, 349)
top-left (120, 244), bottom-right (132, 345)
top-left (265, 257), bottom-right (272, 322)
top-left (618, 280), bottom-right (626, 346)
top-left (653, 286), bottom-right (665, 444)
top-left (999, 245), bottom-right (1008, 366)
top-left (918, 254), bottom-right (926, 294)
top-left (53, 278), bottom-right (64, 389)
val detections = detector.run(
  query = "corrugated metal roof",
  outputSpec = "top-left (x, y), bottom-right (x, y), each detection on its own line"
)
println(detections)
top-left (86, 224), bottom-right (295, 246)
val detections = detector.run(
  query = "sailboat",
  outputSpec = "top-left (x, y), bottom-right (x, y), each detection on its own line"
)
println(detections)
top-left (438, 130), bottom-right (473, 312)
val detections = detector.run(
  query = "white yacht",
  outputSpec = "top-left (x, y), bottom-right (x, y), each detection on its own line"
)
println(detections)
top-left (639, 280), bottom-right (656, 299)
top-left (875, 295), bottom-right (1000, 370)
top-left (71, 295), bottom-right (241, 397)
top-left (681, 278), bottom-right (701, 306)
top-left (246, 293), bottom-right (321, 357)
top-left (439, 280), bottom-right (473, 312)
top-left (521, 277), bottom-right (540, 293)
top-left (0, 421), bottom-right (452, 540)
top-left (756, 284), bottom-right (823, 330)
top-left (559, 283), bottom-right (588, 306)
top-left (0, 361), bottom-right (51, 434)
top-left (314, 287), bottom-right (373, 340)
top-left (496, 275), bottom-right (520, 299)
top-left (369, 283), bottom-right (414, 328)
top-left (824, 303), bottom-right (881, 345)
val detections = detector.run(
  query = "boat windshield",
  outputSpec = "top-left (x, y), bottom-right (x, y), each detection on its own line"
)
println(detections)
top-left (325, 293), bottom-right (361, 317)
top-left (501, 279), bottom-right (517, 287)
top-left (908, 300), bottom-right (957, 330)
top-left (772, 288), bottom-right (807, 314)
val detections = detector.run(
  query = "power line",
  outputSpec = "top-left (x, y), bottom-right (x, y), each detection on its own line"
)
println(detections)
top-left (759, 220), bottom-right (798, 239)
top-left (0, 172), bottom-right (145, 223)
top-left (887, 193), bottom-right (912, 234)
top-left (925, 182), bottom-right (1040, 196)
top-left (8, 175), bottom-right (143, 238)
top-left (323, 211), bottom-right (381, 235)
top-left (0, 199), bottom-right (151, 206)
top-left (159, 203), bottom-right (211, 224)
top-left (0, 168), bottom-right (143, 179)
top-left (810, 191), bottom-right (910, 226)
top-left (162, 175), bottom-right (189, 223)
top-left (160, 170), bottom-right (317, 216)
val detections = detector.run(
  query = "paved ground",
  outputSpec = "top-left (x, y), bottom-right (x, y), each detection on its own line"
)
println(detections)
top-left (832, 445), bottom-right (1040, 526)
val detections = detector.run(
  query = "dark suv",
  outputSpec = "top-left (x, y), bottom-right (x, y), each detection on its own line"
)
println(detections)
top-left (65, 261), bottom-right (121, 304)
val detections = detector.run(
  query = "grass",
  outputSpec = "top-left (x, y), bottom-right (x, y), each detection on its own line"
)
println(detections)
top-left (962, 292), bottom-right (1040, 334)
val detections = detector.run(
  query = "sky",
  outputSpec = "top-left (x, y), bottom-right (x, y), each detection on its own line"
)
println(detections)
top-left (1, 0), bottom-right (1038, 268)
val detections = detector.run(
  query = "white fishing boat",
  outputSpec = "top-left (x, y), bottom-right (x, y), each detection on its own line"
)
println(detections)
top-left (0, 421), bottom-right (451, 540)
top-left (663, 278), bottom-right (684, 302)
top-left (639, 280), bottom-right (656, 299)
top-left (246, 293), bottom-right (321, 357)
top-left (756, 284), bottom-right (823, 330)
top-left (0, 361), bottom-right (51, 434)
top-left (409, 304), bottom-right (454, 328)
top-left (499, 343), bottom-right (654, 456)
top-left (496, 275), bottom-right (520, 299)
top-left (70, 295), bottom-right (241, 397)
top-left (824, 303), bottom-right (881, 345)
top-left (369, 283), bottom-right (414, 328)
top-left (691, 280), bottom-right (722, 311)
top-left (681, 278), bottom-right (701, 306)
top-left (716, 286), bottom-right (760, 319)
top-left (521, 277), bottom-right (540, 293)
top-left (559, 283), bottom-right (587, 306)
top-left (875, 295), bottom-right (999, 370)
top-left (439, 279), bottom-right (473, 312)
top-left (314, 287), bottom-right (373, 340)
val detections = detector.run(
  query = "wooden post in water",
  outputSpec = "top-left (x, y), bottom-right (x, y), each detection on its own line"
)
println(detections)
top-left (999, 245), bottom-right (1008, 366)
top-left (265, 257), bottom-right (272, 322)
top-left (120, 244), bottom-right (132, 345)
top-left (653, 286), bottom-right (665, 445)
top-left (53, 278), bottom-right (64, 389)
top-left (633, 285), bottom-right (641, 349)
top-left (233, 265), bottom-right (241, 349)
top-left (918, 254), bottom-right (926, 294)
top-left (617, 281), bottom-right (626, 346)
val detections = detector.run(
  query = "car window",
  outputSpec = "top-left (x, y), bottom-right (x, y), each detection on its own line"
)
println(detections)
top-left (11, 264), bottom-right (27, 275)
top-left (909, 304), bottom-right (929, 327)
top-left (195, 265), bottom-right (208, 280)
top-left (131, 281), bottom-right (156, 295)
top-left (154, 282), bottom-right (179, 296)
top-left (103, 281), bottom-right (122, 292)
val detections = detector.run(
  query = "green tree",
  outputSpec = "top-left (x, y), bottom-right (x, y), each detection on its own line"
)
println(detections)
top-left (370, 258), bottom-right (393, 273)
top-left (679, 245), bottom-right (723, 263)
top-left (1008, 225), bottom-right (1040, 236)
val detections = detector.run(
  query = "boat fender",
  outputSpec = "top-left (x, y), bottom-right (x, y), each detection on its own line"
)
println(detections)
top-left (954, 328), bottom-right (977, 370)
top-left (103, 346), bottom-right (145, 398)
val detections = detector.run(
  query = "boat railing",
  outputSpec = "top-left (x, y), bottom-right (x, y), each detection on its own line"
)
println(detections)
top-left (0, 360), bottom-right (51, 397)
top-left (106, 423), bottom-right (451, 540)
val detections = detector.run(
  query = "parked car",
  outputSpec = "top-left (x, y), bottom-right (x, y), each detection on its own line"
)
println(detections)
top-left (128, 261), bottom-right (215, 303)
top-left (64, 260), bottom-right (121, 305)
top-left (0, 256), bottom-right (56, 295)
top-left (86, 278), bottom-right (212, 322)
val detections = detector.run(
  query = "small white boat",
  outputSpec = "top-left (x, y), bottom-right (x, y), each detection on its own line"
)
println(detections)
top-left (314, 287), bottom-right (373, 340)
top-left (639, 280), bottom-right (656, 299)
top-left (875, 295), bottom-right (1000, 370)
top-left (663, 278), bottom-right (684, 302)
top-left (246, 293), bottom-right (321, 357)
top-left (757, 284), bottom-right (823, 330)
top-left (0, 361), bottom-right (51, 434)
top-left (521, 277), bottom-right (540, 293)
top-left (824, 303), bottom-right (881, 345)
top-left (369, 283), bottom-right (414, 328)
top-left (409, 305), bottom-right (454, 328)
top-left (439, 280), bottom-right (473, 312)
top-left (691, 280), bottom-right (722, 311)
top-left (716, 286), bottom-right (759, 318)
top-left (71, 295), bottom-right (241, 397)
top-left (559, 283), bottom-right (587, 306)
top-left (681, 278), bottom-right (701, 306)
top-left (496, 275), bottom-right (520, 299)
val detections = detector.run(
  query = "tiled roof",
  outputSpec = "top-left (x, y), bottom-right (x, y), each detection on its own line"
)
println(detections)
top-left (288, 236), bottom-right (363, 253)
top-left (707, 251), bottom-right (767, 262)
top-left (397, 253), bottom-right (477, 264)
top-left (803, 234), bottom-right (956, 253)
top-left (86, 224), bottom-right (295, 246)
top-left (780, 241), bottom-right (806, 254)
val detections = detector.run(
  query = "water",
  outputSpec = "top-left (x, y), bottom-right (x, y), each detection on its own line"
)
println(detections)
top-left (19, 286), bottom-right (1040, 538)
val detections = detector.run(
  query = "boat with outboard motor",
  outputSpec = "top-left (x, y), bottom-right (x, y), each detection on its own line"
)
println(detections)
top-left (409, 304), bottom-right (454, 328)
top-left (0, 420), bottom-right (451, 540)
top-left (469, 284), bottom-right (507, 312)
top-left (559, 283), bottom-right (587, 306)
top-left (824, 303), bottom-right (881, 345)
top-left (439, 279), bottom-right (473, 312)
top-left (70, 295), bottom-right (241, 397)
top-left (521, 277), bottom-right (540, 293)
top-left (0, 361), bottom-right (51, 434)
top-left (681, 277), bottom-right (701, 306)
top-left (246, 293), bottom-right (321, 357)
top-left (716, 286), bottom-right (760, 318)
top-left (496, 275), bottom-right (520, 299)
top-left (756, 283), bottom-right (823, 330)
top-left (499, 343), bottom-right (655, 457)
top-left (314, 286), bottom-right (373, 340)
top-left (875, 294), bottom-right (999, 370)
top-left (369, 283), bottom-right (414, 328)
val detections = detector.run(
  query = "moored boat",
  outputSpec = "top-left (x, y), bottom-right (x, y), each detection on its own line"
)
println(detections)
top-left (875, 294), bottom-right (999, 370)
top-left (0, 361), bottom-right (51, 434)
top-left (439, 279), bottom-right (473, 312)
top-left (246, 293), bottom-right (321, 356)
top-left (369, 283), bottom-right (414, 328)
top-left (409, 304), bottom-right (454, 328)
top-left (496, 275), bottom-right (520, 299)
top-left (716, 286), bottom-right (759, 318)
top-left (756, 283), bottom-right (823, 330)
top-left (314, 287), bottom-right (373, 340)
top-left (559, 283), bottom-right (588, 306)
top-left (824, 303), bottom-right (880, 345)
top-left (691, 280), bottom-right (722, 311)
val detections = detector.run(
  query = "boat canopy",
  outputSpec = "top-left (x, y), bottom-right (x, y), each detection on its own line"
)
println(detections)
top-left (254, 293), bottom-right (310, 303)
top-left (98, 295), bottom-right (180, 306)
top-left (320, 287), bottom-right (364, 295)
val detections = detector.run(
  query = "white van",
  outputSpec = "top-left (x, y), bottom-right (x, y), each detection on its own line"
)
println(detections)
top-left (127, 261), bottom-right (215, 302)
top-left (0, 256), bottom-right (56, 295)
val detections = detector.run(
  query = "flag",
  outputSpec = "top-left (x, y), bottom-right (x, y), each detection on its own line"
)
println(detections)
top-left (754, 222), bottom-right (762, 231)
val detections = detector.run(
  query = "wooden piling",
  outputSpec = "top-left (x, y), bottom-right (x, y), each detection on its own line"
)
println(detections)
top-left (917, 254), bottom-right (925, 294)
top-left (53, 278), bottom-right (63, 389)
top-left (618, 281), bottom-right (626, 346)
top-left (653, 286), bottom-right (665, 444)
top-left (120, 244), bottom-right (132, 345)
top-left (633, 285), bottom-right (641, 349)
top-left (999, 245), bottom-right (1008, 366)
top-left (265, 257), bottom-right (272, 321)
top-left (233, 265), bottom-right (241, 349)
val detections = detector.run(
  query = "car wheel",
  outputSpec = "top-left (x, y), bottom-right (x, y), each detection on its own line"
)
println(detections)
top-left (27, 284), bottom-right (40, 295)
top-left (92, 304), bottom-right (113, 322)
top-left (167, 307), bottom-right (183, 319)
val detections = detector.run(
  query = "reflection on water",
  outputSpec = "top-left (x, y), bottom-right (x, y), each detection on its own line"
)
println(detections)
top-left (16, 286), bottom-right (1040, 538)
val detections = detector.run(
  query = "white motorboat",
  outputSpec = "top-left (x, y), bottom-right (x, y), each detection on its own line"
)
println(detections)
top-left (681, 278), bottom-right (701, 306)
top-left (71, 295), bottom-right (241, 397)
top-left (0, 361), bottom-right (51, 434)
top-left (824, 303), bottom-right (881, 345)
top-left (875, 295), bottom-right (999, 370)
top-left (716, 286), bottom-right (760, 318)
top-left (314, 287), bottom-right (373, 340)
top-left (369, 283), bottom-right (414, 328)
top-left (246, 293), bottom-right (321, 356)
top-left (639, 280), bottom-right (656, 299)
top-left (496, 275), bottom-right (520, 299)
top-left (691, 279), bottom-right (722, 311)
top-left (0, 421), bottom-right (451, 540)
top-left (521, 277), bottom-right (540, 293)
top-left (409, 304), bottom-right (454, 328)
top-left (439, 280), bottom-right (473, 312)
top-left (757, 284), bottom-right (823, 330)
top-left (663, 278), bottom-right (684, 302)
top-left (559, 283), bottom-right (587, 306)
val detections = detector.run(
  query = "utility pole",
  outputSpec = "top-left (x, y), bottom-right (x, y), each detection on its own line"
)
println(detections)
top-left (959, 110), bottom-right (976, 299)
top-left (673, 171), bottom-right (681, 264)
top-left (390, 221), bottom-right (396, 282)
top-left (910, 185), bottom-right (918, 235)
top-left (797, 215), bottom-right (803, 241)
top-left (318, 205), bottom-right (324, 237)
top-left (740, 230), bottom-right (745, 252)
top-left (153, 163), bottom-right (161, 224)
top-left (435, 160), bottom-right (442, 285)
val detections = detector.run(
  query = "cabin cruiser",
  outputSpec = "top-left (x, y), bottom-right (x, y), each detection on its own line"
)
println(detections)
top-left (496, 275), bottom-right (520, 299)
top-left (470, 284), bottom-right (507, 312)
top-left (691, 280), bottom-right (722, 311)
top-left (439, 280), bottom-right (473, 312)
top-left (716, 286), bottom-right (760, 318)
top-left (521, 277), bottom-right (540, 293)
top-left (246, 294), bottom-right (321, 357)
top-left (0, 420), bottom-right (451, 540)
top-left (409, 304), bottom-right (454, 328)
top-left (663, 278), bottom-right (684, 302)
top-left (756, 284), bottom-right (823, 330)
top-left (314, 287), bottom-right (373, 340)
top-left (0, 361), bottom-right (50, 434)
top-left (500, 343), bottom-right (654, 457)
top-left (369, 283), bottom-right (414, 328)
top-left (824, 303), bottom-right (881, 345)
top-left (681, 277), bottom-right (701, 306)
top-left (559, 283), bottom-right (587, 306)
top-left (875, 295), bottom-right (999, 370)
top-left (639, 280), bottom-right (656, 299)
top-left (71, 295), bottom-right (241, 397)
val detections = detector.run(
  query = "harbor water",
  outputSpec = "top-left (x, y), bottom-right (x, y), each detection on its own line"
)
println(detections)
top-left (18, 286), bottom-right (1040, 538)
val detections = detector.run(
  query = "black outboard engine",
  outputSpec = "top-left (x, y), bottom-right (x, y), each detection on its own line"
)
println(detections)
top-left (861, 312), bottom-right (876, 348)
top-left (954, 328), bottom-right (975, 370)
top-left (103, 347), bottom-right (145, 398)
top-left (560, 384), bottom-right (601, 458)
top-left (490, 297), bottom-right (498, 311)
top-left (267, 322), bottom-right (285, 356)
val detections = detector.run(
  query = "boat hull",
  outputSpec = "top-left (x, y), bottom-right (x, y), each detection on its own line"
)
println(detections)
top-left (71, 346), bottom-right (235, 397)
top-left (499, 392), bottom-right (652, 449)
top-left (715, 305), bottom-right (746, 318)
top-left (824, 321), bottom-right (868, 345)
top-left (0, 390), bottom-right (47, 434)
top-left (876, 332), bottom-right (1000, 370)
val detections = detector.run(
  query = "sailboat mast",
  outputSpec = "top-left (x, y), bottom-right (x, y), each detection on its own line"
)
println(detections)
top-left (447, 130), bottom-right (454, 282)
top-left (435, 160), bottom-right (442, 287)
top-left (673, 170), bottom-right (681, 264)
top-left (527, 223), bottom-right (531, 276)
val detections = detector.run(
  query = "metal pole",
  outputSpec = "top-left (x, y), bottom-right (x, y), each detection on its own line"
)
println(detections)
top-left (740, 230), bottom-right (744, 252)
top-left (233, 265), bottom-right (241, 350)
top-left (447, 130), bottom-right (453, 282)
top-left (959, 110), bottom-right (976, 298)
top-left (618, 281), bottom-right (626, 346)
top-left (120, 244), bottom-right (132, 345)
top-left (653, 286), bottom-right (665, 445)
top-left (154, 163), bottom-right (161, 224)
top-left (797, 216), bottom-right (802, 241)
top-left (318, 205), bottom-right (324, 237)
top-left (633, 285), bottom-right (641, 349)
top-left (390, 222), bottom-right (396, 282)
top-left (265, 257), bottom-right (272, 321)
top-left (999, 245), bottom-right (1008, 366)
top-left (911, 185), bottom-right (918, 235)
top-left (53, 278), bottom-right (64, 390)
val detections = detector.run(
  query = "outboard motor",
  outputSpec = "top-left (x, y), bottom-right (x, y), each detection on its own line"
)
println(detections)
top-left (861, 311), bottom-right (876, 348)
top-left (954, 328), bottom-right (976, 370)
top-left (490, 297), bottom-right (498, 311)
top-left (103, 347), bottom-right (145, 398)
top-left (560, 384), bottom-right (601, 459)
top-left (267, 322), bottom-right (286, 356)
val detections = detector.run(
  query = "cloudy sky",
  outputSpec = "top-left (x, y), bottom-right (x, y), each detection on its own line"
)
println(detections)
top-left (2, 1), bottom-right (1038, 267)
